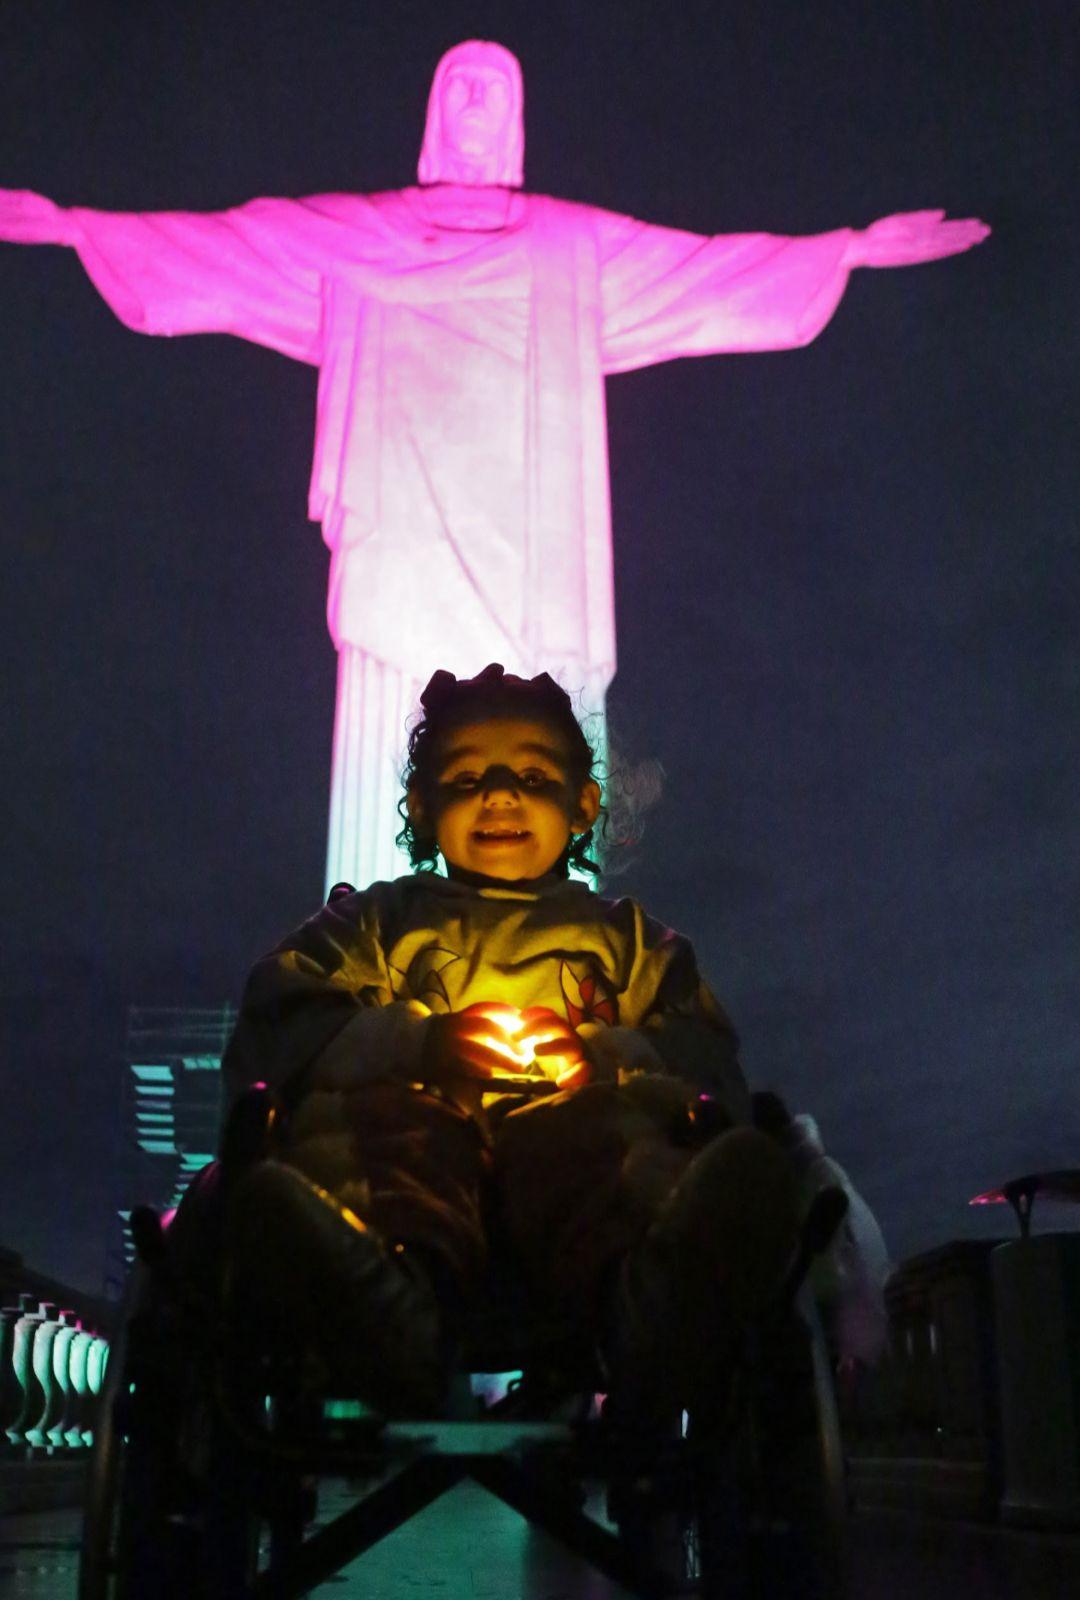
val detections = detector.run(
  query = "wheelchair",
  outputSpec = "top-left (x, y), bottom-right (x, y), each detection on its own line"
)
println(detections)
top-left (79, 1083), bottom-right (851, 1600)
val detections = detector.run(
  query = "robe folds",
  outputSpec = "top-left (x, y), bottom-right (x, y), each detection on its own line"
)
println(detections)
top-left (69, 188), bottom-right (854, 686)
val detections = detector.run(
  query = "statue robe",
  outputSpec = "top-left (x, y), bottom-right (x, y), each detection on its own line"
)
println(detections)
top-left (68, 188), bottom-right (854, 885)
top-left (70, 188), bottom-right (854, 687)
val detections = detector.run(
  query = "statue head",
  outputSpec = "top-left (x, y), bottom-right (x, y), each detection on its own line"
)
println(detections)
top-left (417, 40), bottom-right (524, 188)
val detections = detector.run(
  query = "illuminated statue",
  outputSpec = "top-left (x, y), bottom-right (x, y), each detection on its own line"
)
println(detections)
top-left (0, 40), bottom-right (988, 889)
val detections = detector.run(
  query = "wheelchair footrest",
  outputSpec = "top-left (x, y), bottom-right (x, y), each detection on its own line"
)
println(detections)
top-left (382, 1419), bottom-right (575, 1457)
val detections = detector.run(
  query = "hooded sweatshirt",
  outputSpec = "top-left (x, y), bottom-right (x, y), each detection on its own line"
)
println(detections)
top-left (223, 872), bottom-right (750, 1125)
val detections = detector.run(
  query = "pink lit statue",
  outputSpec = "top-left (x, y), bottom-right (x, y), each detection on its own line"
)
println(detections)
top-left (0, 41), bottom-right (989, 889)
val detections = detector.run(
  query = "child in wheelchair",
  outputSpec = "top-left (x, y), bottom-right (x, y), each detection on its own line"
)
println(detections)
top-left (220, 662), bottom-right (886, 1422)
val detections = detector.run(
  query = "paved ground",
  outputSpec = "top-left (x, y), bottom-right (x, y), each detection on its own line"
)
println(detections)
top-left (1, 1481), bottom-right (1078, 1597)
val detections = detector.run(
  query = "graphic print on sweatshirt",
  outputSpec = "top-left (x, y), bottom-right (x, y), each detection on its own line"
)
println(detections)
top-left (388, 940), bottom-right (620, 1030)
top-left (559, 958), bottom-right (619, 1028)
top-left (390, 946), bottom-right (461, 1012)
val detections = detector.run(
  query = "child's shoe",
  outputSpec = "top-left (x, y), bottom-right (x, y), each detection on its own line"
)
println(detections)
top-left (613, 1126), bottom-right (802, 1417)
top-left (226, 1159), bottom-right (447, 1416)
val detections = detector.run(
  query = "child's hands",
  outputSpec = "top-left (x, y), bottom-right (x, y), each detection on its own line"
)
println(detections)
top-left (423, 1003), bottom-right (590, 1091)
top-left (516, 1006), bottom-right (590, 1090)
top-left (424, 1003), bottom-right (526, 1084)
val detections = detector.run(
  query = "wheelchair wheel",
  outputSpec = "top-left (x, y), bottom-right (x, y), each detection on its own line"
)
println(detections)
top-left (82, 1391), bottom-right (266, 1598)
top-left (607, 1411), bottom-right (722, 1599)
top-left (78, 1266), bottom-right (132, 1600)
top-left (79, 1265), bottom-right (263, 1600)
top-left (613, 1302), bottom-right (846, 1600)
top-left (692, 1303), bottom-right (847, 1600)
top-left (79, 1264), bottom-right (197, 1600)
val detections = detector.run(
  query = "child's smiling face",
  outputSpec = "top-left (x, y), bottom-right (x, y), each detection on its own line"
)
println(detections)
top-left (412, 716), bottom-right (601, 881)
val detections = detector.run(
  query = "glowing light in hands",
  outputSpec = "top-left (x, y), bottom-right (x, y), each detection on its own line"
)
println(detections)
top-left (475, 1004), bottom-right (546, 1075)
top-left (472, 1002), bottom-right (588, 1086)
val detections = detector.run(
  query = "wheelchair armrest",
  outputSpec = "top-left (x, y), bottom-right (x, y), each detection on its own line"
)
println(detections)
top-left (120, 1091), bottom-right (283, 1297)
top-left (801, 1184), bottom-right (849, 1258)
top-left (130, 1204), bottom-right (168, 1266)
top-left (220, 1082), bottom-right (285, 1173)
top-left (772, 1185), bottom-right (850, 1325)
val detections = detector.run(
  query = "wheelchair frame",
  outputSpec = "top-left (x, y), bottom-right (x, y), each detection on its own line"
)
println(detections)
top-left (79, 1114), bottom-right (849, 1600)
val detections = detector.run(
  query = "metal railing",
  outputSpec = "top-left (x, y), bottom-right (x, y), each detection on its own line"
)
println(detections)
top-left (1, 1294), bottom-right (110, 1455)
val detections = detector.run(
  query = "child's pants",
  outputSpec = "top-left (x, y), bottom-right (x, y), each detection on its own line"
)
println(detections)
top-left (284, 1074), bottom-right (781, 1337)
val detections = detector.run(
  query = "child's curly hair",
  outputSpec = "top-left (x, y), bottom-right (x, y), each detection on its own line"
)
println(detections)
top-left (396, 664), bottom-right (606, 877)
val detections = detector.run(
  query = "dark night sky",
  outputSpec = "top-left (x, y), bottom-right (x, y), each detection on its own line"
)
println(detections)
top-left (0, 0), bottom-right (1077, 1291)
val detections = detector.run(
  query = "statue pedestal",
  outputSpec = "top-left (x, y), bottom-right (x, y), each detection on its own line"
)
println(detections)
top-left (325, 649), bottom-right (421, 894)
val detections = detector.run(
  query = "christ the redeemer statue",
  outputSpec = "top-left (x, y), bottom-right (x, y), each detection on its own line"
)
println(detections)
top-left (0, 40), bottom-right (988, 890)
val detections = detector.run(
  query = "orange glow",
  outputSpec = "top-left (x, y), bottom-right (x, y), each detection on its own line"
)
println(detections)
top-left (475, 1005), bottom-right (591, 1088)
top-left (550, 1058), bottom-right (590, 1090)
top-left (478, 1031), bottom-right (533, 1068)
top-left (478, 1048), bottom-right (588, 1087)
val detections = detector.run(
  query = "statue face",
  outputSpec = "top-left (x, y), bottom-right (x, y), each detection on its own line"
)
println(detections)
top-left (439, 64), bottom-right (513, 164)
top-left (417, 40), bottom-right (525, 188)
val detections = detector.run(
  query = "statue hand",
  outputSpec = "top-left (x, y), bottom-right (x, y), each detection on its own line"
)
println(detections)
top-left (850, 210), bottom-right (990, 268)
top-left (0, 188), bottom-right (73, 246)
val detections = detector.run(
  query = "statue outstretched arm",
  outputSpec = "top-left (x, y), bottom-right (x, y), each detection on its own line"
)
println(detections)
top-left (843, 209), bottom-right (990, 267)
top-left (0, 188), bottom-right (74, 244)
top-left (596, 206), bottom-right (989, 375)
top-left (0, 186), bottom-right (324, 364)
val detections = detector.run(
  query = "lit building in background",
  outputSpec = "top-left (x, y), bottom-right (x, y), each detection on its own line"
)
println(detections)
top-left (107, 1005), bottom-right (235, 1296)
